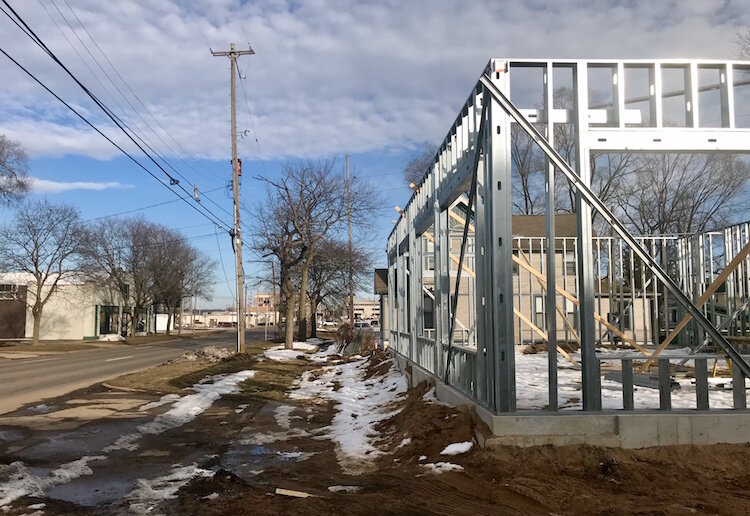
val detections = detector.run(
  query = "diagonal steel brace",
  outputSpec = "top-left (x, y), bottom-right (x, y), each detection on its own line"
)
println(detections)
top-left (479, 73), bottom-right (750, 379)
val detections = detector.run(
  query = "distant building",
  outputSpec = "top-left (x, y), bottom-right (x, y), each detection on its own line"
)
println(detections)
top-left (0, 273), bottom-right (122, 340)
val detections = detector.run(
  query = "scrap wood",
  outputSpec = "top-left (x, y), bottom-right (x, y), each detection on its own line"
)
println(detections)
top-left (513, 249), bottom-right (651, 355)
top-left (513, 308), bottom-right (580, 369)
top-left (425, 230), bottom-right (579, 368)
top-left (637, 240), bottom-right (750, 372)
top-left (275, 488), bottom-right (316, 498)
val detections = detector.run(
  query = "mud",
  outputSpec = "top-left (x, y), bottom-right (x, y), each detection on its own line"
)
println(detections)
top-left (2, 343), bottom-right (750, 515)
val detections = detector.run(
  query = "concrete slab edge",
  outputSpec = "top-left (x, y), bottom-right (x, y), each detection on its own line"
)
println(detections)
top-left (390, 350), bottom-right (750, 449)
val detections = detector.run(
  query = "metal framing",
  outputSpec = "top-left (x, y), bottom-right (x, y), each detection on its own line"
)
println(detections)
top-left (387, 58), bottom-right (750, 414)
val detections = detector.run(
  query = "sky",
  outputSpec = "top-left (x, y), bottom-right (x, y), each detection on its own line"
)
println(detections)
top-left (1, 0), bottom-right (749, 308)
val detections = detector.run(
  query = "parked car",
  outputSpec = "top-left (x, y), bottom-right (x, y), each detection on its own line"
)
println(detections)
top-left (353, 321), bottom-right (373, 332)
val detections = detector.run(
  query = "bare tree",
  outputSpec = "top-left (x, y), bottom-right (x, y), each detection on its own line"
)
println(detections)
top-left (613, 153), bottom-right (750, 234)
top-left (0, 200), bottom-right (83, 344)
top-left (146, 226), bottom-right (215, 336)
top-left (737, 28), bottom-right (750, 59)
top-left (0, 134), bottom-right (29, 205)
top-left (250, 186), bottom-right (306, 349)
top-left (511, 125), bottom-right (545, 214)
top-left (304, 238), bottom-right (371, 337)
top-left (403, 142), bottom-right (438, 186)
top-left (259, 159), bottom-right (378, 341)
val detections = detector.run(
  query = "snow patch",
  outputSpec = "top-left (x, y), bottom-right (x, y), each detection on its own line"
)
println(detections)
top-left (328, 485), bottom-right (361, 493)
top-left (515, 348), bottom-right (742, 410)
top-left (440, 441), bottom-right (473, 456)
top-left (398, 438), bottom-right (411, 448)
top-left (418, 455), bottom-right (427, 462)
top-left (274, 405), bottom-right (294, 429)
top-left (99, 333), bottom-right (125, 342)
top-left (202, 492), bottom-right (219, 500)
top-left (0, 456), bottom-right (105, 508)
top-left (421, 462), bottom-right (464, 474)
top-left (106, 370), bottom-right (255, 452)
top-left (292, 341), bottom-right (318, 351)
top-left (290, 357), bottom-right (407, 474)
top-left (263, 345), bottom-right (309, 362)
top-left (128, 463), bottom-right (213, 513)
top-left (277, 451), bottom-right (314, 461)
top-left (236, 427), bottom-right (309, 446)
top-left (139, 394), bottom-right (181, 411)
top-left (234, 404), bottom-right (249, 414)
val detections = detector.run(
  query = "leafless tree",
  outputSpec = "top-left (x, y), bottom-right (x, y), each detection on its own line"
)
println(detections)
top-left (403, 142), bottom-right (438, 186)
top-left (511, 125), bottom-right (545, 214)
top-left (259, 159), bottom-right (378, 341)
top-left (146, 226), bottom-right (215, 335)
top-left (737, 28), bottom-right (750, 59)
top-left (82, 218), bottom-right (214, 335)
top-left (613, 153), bottom-right (750, 235)
top-left (0, 200), bottom-right (84, 344)
top-left (304, 238), bottom-right (371, 338)
top-left (0, 134), bottom-right (29, 205)
top-left (250, 186), bottom-right (306, 349)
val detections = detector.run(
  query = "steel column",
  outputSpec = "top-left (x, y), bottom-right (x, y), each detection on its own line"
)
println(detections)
top-left (487, 61), bottom-right (516, 412)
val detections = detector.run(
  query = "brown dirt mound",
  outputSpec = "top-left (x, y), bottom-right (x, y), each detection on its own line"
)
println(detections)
top-left (376, 380), bottom-right (475, 462)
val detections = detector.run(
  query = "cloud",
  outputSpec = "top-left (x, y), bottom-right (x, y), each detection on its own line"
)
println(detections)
top-left (0, 1), bottom-right (749, 164)
top-left (28, 177), bottom-right (134, 194)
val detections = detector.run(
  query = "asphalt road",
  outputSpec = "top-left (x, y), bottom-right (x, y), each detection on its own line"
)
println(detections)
top-left (0, 328), bottom-right (267, 415)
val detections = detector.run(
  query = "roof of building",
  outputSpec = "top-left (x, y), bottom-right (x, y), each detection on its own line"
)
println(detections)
top-left (511, 214), bottom-right (580, 238)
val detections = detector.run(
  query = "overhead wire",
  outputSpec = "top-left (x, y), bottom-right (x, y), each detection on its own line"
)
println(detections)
top-left (215, 224), bottom-right (237, 303)
top-left (50, 0), bottom-right (226, 191)
top-left (0, 1), bottom-right (233, 232)
top-left (43, 0), bottom-right (236, 220)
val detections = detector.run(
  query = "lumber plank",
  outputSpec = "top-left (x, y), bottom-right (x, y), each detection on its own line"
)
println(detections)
top-left (638, 240), bottom-right (750, 371)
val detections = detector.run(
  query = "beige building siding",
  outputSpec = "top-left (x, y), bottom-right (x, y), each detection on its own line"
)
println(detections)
top-left (421, 249), bottom-right (653, 347)
top-left (23, 284), bottom-right (101, 340)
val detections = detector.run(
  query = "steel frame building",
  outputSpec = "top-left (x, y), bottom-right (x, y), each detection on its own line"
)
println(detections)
top-left (386, 58), bottom-right (750, 414)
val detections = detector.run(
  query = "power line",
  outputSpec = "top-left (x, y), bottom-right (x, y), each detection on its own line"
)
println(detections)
top-left (53, 0), bottom-right (236, 220)
top-left (49, 0), bottom-right (225, 191)
top-left (83, 185), bottom-right (226, 222)
top-left (215, 224), bottom-right (236, 303)
top-left (236, 63), bottom-right (268, 177)
top-left (0, 41), bottom-right (230, 232)
top-left (0, 2), bottom-right (233, 232)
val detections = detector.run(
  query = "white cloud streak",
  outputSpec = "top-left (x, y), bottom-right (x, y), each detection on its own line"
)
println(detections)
top-left (0, 1), bottom-right (748, 162)
top-left (28, 177), bottom-right (134, 193)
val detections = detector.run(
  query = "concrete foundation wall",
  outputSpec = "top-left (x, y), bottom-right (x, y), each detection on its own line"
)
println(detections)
top-left (392, 351), bottom-right (750, 449)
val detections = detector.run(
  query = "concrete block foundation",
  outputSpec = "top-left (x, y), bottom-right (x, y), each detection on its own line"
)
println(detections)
top-left (393, 352), bottom-right (750, 449)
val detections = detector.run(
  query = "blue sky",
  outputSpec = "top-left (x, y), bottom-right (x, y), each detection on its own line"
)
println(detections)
top-left (2, 0), bottom-right (750, 307)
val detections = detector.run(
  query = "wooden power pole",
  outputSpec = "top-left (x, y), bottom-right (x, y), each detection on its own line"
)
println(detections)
top-left (346, 154), bottom-right (354, 327)
top-left (211, 42), bottom-right (254, 353)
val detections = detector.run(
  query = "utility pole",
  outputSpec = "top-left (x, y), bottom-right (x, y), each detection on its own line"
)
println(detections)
top-left (346, 154), bottom-right (354, 327)
top-left (211, 42), bottom-right (254, 353)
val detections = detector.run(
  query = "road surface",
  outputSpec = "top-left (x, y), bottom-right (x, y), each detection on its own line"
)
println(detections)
top-left (0, 328), bottom-right (267, 415)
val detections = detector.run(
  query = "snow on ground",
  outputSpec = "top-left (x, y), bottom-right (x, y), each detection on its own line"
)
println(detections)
top-left (516, 349), bottom-right (743, 410)
top-left (290, 357), bottom-right (408, 474)
top-left (263, 343), bottom-right (318, 362)
top-left (421, 462), bottom-right (464, 474)
top-left (328, 485), bottom-right (361, 493)
top-left (440, 441), bottom-right (473, 456)
top-left (99, 333), bottom-right (125, 342)
top-left (398, 438), bottom-right (412, 448)
top-left (0, 456), bottom-right (106, 508)
top-left (274, 405), bottom-right (294, 429)
top-left (293, 342), bottom-right (319, 351)
top-left (106, 370), bottom-right (256, 452)
top-left (127, 463), bottom-right (213, 513)
top-left (139, 394), bottom-right (181, 411)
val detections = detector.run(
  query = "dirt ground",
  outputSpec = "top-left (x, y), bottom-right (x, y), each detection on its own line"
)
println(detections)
top-left (2, 341), bottom-right (750, 515)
